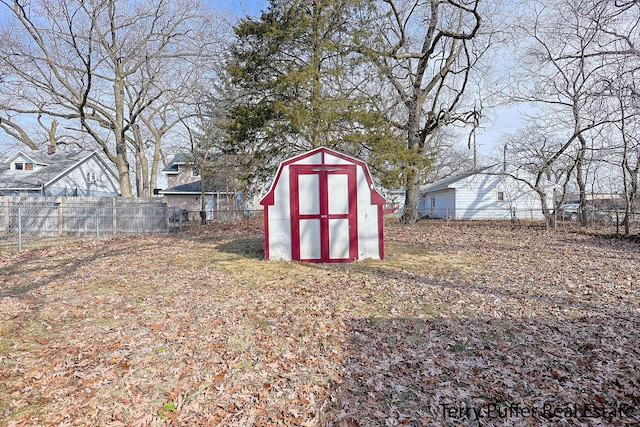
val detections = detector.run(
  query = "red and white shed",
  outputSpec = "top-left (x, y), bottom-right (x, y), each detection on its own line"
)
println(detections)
top-left (260, 147), bottom-right (386, 262)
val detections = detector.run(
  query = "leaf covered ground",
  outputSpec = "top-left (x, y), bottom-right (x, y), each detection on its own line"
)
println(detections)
top-left (0, 219), bottom-right (639, 426)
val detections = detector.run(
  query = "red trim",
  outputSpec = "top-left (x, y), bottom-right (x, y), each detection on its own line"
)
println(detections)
top-left (263, 205), bottom-right (270, 260)
top-left (290, 169), bottom-right (300, 260)
top-left (378, 204), bottom-right (385, 260)
top-left (260, 147), bottom-right (385, 207)
top-left (290, 164), bottom-right (357, 262)
top-left (262, 146), bottom-right (386, 262)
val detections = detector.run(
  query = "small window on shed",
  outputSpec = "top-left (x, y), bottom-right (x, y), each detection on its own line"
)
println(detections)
top-left (497, 191), bottom-right (504, 201)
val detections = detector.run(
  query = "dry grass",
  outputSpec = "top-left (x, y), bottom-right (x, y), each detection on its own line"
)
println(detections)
top-left (0, 219), bottom-right (639, 426)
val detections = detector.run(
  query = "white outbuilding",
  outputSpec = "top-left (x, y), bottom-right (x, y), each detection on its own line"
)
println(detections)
top-left (418, 164), bottom-right (553, 220)
top-left (260, 147), bottom-right (386, 262)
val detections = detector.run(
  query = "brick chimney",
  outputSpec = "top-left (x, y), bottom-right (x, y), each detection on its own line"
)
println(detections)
top-left (47, 144), bottom-right (56, 155)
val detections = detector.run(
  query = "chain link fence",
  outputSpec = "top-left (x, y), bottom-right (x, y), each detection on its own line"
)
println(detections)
top-left (166, 207), bottom-right (263, 232)
top-left (391, 205), bottom-right (640, 235)
top-left (0, 197), bottom-right (169, 252)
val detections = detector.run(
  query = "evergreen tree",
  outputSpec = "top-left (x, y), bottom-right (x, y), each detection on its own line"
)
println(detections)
top-left (222, 0), bottom-right (411, 191)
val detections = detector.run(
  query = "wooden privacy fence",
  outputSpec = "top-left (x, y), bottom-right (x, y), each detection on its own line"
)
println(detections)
top-left (1, 197), bottom-right (168, 237)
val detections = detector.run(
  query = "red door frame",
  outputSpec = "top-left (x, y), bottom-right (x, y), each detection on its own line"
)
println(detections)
top-left (289, 164), bottom-right (358, 262)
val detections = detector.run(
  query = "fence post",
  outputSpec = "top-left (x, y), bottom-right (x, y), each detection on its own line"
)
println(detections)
top-left (173, 207), bottom-right (177, 233)
top-left (18, 206), bottom-right (22, 252)
top-left (2, 197), bottom-right (8, 234)
top-left (56, 197), bottom-right (63, 236)
top-left (96, 206), bottom-right (100, 240)
top-left (112, 197), bottom-right (117, 235)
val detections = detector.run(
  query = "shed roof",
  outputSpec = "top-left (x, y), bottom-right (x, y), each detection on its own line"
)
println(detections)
top-left (260, 146), bottom-right (386, 206)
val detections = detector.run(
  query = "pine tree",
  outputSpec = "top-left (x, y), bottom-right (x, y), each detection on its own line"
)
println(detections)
top-left (222, 0), bottom-right (410, 191)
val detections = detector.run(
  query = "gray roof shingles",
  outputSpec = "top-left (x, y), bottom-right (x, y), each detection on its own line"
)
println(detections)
top-left (161, 180), bottom-right (234, 194)
top-left (162, 153), bottom-right (190, 173)
top-left (0, 148), bottom-right (95, 190)
top-left (420, 165), bottom-right (498, 193)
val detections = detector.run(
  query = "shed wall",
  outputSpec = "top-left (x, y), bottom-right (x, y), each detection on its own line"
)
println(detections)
top-left (264, 149), bottom-right (384, 261)
top-left (355, 166), bottom-right (381, 258)
top-left (266, 166), bottom-right (292, 260)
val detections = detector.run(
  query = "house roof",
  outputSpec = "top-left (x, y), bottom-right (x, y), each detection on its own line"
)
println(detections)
top-left (420, 164), bottom-right (501, 193)
top-left (160, 180), bottom-right (235, 195)
top-left (0, 148), bottom-right (112, 191)
top-left (162, 153), bottom-right (190, 174)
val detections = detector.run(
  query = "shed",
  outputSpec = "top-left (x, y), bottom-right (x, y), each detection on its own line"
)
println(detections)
top-left (260, 147), bottom-right (386, 262)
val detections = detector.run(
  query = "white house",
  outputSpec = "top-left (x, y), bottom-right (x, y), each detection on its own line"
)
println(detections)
top-left (260, 147), bottom-right (386, 262)
top-left (0, 146), bottom-right (120, 197)
top-left (418, 164), bottom-right (553, 220)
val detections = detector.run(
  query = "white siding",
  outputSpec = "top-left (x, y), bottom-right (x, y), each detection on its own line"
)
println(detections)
top-left (293, 152), bottom-right (322, 165)
top-left (49, 156), bottom-right (119, 197)
top-left (421, 166), bottom-right (553, 220)
top-left (266, 166), bottom-right (292, 260)
top-left (356, 165), bottom-right (381, 259)
top-left (419, 189), bottom-right (455, 218)
top-left (455, 173), bottom-right (548, 220)
top-left (324, 152), bottom-right (354, 165)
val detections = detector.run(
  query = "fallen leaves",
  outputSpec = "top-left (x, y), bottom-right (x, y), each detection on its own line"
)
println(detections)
top-left (0, 219), bottom-right (638, 426)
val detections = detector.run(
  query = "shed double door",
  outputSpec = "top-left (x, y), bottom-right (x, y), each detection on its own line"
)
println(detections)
top-left (290, 165), bottom-right (357, 262)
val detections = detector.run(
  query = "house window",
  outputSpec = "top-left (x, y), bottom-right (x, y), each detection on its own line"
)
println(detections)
top-left (497, 191), bottom-right (504, 201)
top-left (13, 162), bottom-right (34, 171)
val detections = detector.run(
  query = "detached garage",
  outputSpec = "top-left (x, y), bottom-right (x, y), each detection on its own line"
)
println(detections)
top-left (260, 147), bottom-right (386, 262)
top-left (418, 164), bottom-right (553, 220)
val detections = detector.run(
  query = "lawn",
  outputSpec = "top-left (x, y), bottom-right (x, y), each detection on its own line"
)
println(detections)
top-left (0, 219), bottom-right (639, 426)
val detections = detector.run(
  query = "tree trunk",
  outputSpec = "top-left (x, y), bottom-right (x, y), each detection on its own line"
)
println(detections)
top-left (400, 106), bottom-right (423, 224)
top-left (111, 2), bottom-right (132, 198)
top-left (200, 170), bottom-right (207, 225)
top-left (150, 134), bottom-right (162, 195)
top-left (575, 142), bottom-right (588, 226)
top-left (401, 173), bottom-right (421, 224)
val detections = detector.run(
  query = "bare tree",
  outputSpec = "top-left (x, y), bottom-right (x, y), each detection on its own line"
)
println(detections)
top-left (590, 0), bottom-right (640, 234)
top-left (0, 0), bottom-right (222, 197)
top-left (603, 60), bottom-right (640, 235)
top-left (501, 124), bottom-right (578, 227)
top-left (509, 0), bottom-right (622, 225)
top-left (355, 0), bottom-right (492, 224)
